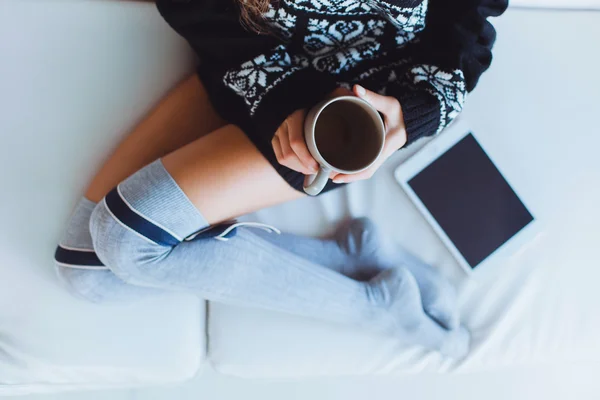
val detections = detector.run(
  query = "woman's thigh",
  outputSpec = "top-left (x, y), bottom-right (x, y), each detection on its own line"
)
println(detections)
top-left (162, 124), bottom-right (304, 225)
top-left (86, 75), bottom-right (226, 202)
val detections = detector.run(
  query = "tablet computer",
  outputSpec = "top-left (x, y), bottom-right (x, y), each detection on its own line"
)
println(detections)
top-left (394, 121), bottom-right (539, 276)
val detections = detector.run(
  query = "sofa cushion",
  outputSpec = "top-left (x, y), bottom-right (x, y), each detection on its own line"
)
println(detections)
top-left (0, 1), bottom-right (205, 395)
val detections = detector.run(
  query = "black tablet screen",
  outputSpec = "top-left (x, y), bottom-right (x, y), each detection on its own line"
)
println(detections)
top-left (408, 133), bottom-right (534, 268)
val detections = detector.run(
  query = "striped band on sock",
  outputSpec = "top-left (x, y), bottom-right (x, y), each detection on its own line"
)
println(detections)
top-left (116, 159), bottom-right (209, 239)
top-left (103, 186), bottom-right (283, 245)
top-left (101, 160), bottom-right (281, 246)
top-left (104, 187), bottom-right (181, 247)
top-left (54, 245), bottom-right (106, 269)
top-left (55, 197), bottom-right (109, 270)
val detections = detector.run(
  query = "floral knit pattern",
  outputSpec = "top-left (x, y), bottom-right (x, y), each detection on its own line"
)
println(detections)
top-left (304, 19), bottom-right (386, 73)
top-left (367, 0), bottom-right (428, 32)
top-left (157, 0), bottom-right (505, 192)
top-left (410, 65), bottom-right (466, 132)
top-left (222, 0), bottom-right (468, 133)
top-left (223, 45), bottom-right (309, 114)
top-left (263, 6), bottom-right (297, 40)
top-left (283, 0), bottom-right (376, 16)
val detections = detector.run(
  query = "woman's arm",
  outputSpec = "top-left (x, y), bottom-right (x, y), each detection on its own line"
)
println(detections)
top-left (266, 0), bottom-right (508, 182)
top-left (370, 0), bottom-right (509, 145)
top-left (330, 0), bottom-right (508, 183)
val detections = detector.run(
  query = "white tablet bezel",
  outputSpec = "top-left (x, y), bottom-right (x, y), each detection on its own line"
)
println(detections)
top-left (394, 120), bottom-right (540, 277)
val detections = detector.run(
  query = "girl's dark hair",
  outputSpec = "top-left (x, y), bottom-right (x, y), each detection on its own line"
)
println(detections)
top-left (238, 0), bottom-right (271, 33)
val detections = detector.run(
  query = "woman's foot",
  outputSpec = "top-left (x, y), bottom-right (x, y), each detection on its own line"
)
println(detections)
top-left (336, 217), bottom-right (461, 331)
top-left (333, 217), bottom-right (386, 280)
top-left (368, 267), bottom-right (470, 359)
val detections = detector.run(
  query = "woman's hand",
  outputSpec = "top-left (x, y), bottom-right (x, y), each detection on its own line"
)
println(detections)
top-left (271, 109), bottom-right (318, 174)
top-left (271, 87), bottom-right (353, 175)
top-left (331, 85), bottom-right (408, 184)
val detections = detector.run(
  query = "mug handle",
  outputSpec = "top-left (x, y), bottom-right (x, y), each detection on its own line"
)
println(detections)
top-left (303, 166), bottom-right (331, 196)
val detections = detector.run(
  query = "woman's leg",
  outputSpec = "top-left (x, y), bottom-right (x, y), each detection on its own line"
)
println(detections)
top-left (56, 73), bottom-right (347, 302)
top-left (159, 124), bottom-right (303, 224)
top-left (57, 203), bottom-right (459, 333)
top-left (88, 100), bottom-right (460, 335)
top-left (56, 75), bottom-right (226, 301)
top-left (85, 75), bottom-right (226, 202)
top-left (88, 157), bottom-right (469, 358)
top-left (55, 198), bottom-right (163, 302)
top-left (56, 74), bottom-right (467, 356)
top-left (258, 218), bottom-right (461, 330)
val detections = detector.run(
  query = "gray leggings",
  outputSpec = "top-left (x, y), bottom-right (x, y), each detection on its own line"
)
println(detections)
top-left (55, 160), bottom-right (469, 358)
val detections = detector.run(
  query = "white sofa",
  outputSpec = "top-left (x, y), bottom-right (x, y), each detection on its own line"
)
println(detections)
top-left (1, 0), bottom-right (600, 395)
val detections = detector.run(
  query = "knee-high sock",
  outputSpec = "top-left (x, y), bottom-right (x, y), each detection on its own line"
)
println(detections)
top-left (256, 218), bottom-right (461, 330)
top-left (54, 198), bottom-right (162, 303)
top-left (55, 202), bottom-right (391, 300)
top-left (56, 200), bottom-right (460, 333)
top-left (88, 160), bottom-right (469, 358)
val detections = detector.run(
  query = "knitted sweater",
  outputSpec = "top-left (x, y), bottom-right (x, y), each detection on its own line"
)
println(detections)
top-left (157, 0), bottom-right (508, 150)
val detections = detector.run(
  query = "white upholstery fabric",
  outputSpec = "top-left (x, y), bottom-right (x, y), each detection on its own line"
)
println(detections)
top-left (2, 0), bottom-right (600, 394)
top-left (208, 9), bottom-right (600, 377)
top-left (0, 1), bottom-right (205, 395)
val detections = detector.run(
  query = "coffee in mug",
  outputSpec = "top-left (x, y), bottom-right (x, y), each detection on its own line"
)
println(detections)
top-left (303, 96), bottom-right (385, 196)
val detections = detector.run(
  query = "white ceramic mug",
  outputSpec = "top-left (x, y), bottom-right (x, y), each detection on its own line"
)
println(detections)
top-left (303, 96), bottom-right (386, 196)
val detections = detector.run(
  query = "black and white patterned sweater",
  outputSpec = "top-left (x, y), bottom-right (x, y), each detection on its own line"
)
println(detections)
top-left (157, 0), bottom-right (507, 152)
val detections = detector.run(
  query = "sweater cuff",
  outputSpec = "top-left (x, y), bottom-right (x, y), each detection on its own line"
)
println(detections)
top-left (396, 88), bottom-right (441, 146)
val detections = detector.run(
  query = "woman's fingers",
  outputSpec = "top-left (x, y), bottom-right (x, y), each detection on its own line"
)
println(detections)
top-left (331, 132), bottom-right (400, 183)
top-left (272, 135), bottom-right (284, 163)
top-left (286, 110), bottom-right (319, 173)
top-left (353, 84), bottom-right (402, 127)
top-left (274, 88), bottom-right (407, 181)
top-left (272, 109), bottom-right (318, 174)
top-left (277, 129), bottom-right (312, 174)
top-left (331, 124), bottom-right (406, 184)
top-left (332, 159), bottom-right (382, 184)
top-left (329, 85), bottom-right (409, 184)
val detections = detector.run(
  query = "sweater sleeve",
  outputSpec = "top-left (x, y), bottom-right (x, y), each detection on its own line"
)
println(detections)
top-left (374, 0), bottom-right (508, 145)
top-left (156, 0), bottom-right (337, 136)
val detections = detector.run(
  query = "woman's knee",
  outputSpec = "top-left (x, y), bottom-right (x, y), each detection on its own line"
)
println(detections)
top-left (54, 197), bottom-right (112, 301)
top-left (53, 197), bottom-right (164, 302)
top-left (88, 197), bottom-right (171, 283)
top-left (89, 200), bottom-right (146, 280)
top-left (90, 159), bottom-right (211, 279)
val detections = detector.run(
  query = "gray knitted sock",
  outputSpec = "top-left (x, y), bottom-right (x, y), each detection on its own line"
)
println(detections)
top-left (55, 197), bottom-right (161, 303)
top-left (258, 217), bottom-right (461, 330)
top-left (83, 160), bottom-right (469, 358)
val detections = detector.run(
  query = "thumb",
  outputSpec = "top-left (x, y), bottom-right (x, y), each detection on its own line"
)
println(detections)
top-left (353, 84), bottom-right (400, 117)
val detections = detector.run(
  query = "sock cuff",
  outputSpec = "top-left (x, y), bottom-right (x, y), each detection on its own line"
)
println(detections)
top-left (117, 159), bottom-right (209, 240)
top-left (59, 197), bottom-right (98, 250)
